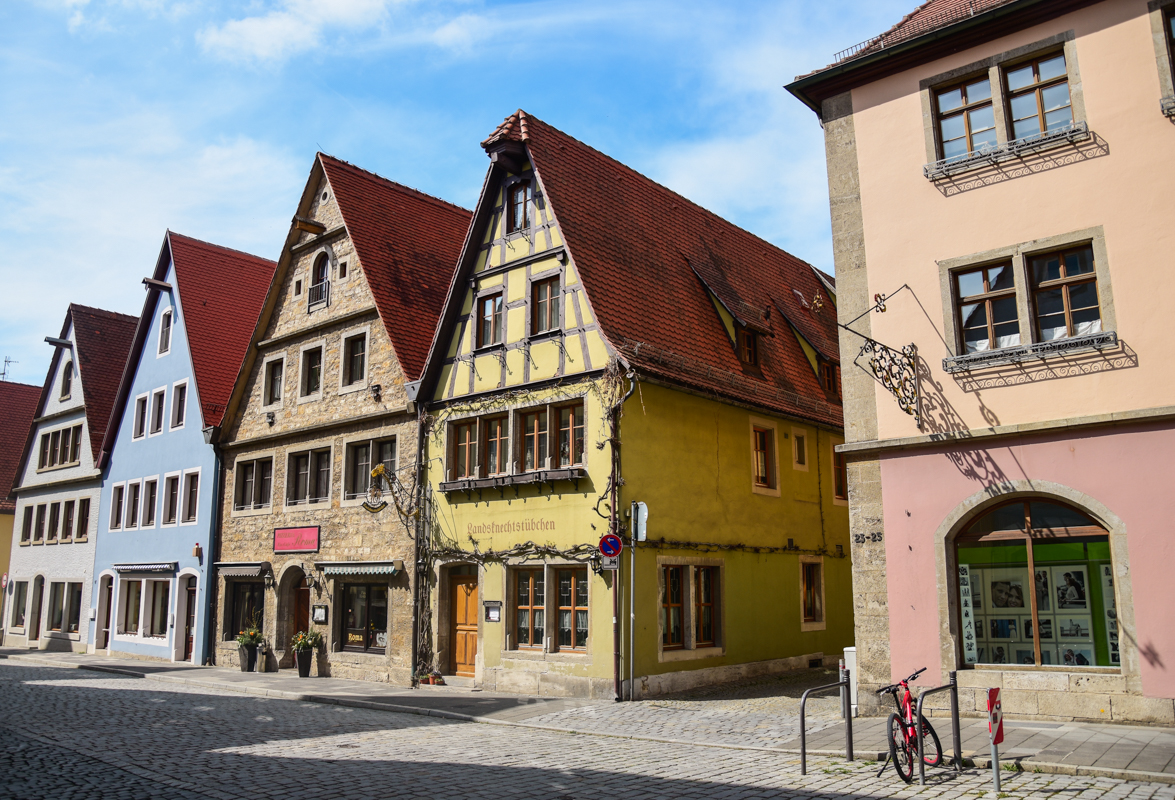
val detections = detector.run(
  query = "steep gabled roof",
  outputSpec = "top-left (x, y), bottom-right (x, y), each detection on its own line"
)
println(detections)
top-left (71, 305), bottom-right (139, 460)
top-left (169, 233), bottom-right (277, 427)
top-left (319, 155), bottom-right (473, 381)
top-left (458, 111), bottom-right (843, 427)
top-left (0, 381), bottom-right (41, 511)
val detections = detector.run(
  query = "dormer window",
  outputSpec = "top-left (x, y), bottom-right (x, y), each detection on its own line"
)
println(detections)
top-left (308, 253), bottom-right (330, 307)
top-left (158, 310), bottom-right (172, 355)
top-left (737, 328), bottom-right (758, 366)
top-left (60, 361), bottom-right (72, 399)
top-left (820, 361), bottom-right (841, 398)
top-left (506, 181), bottom-right (532, 234)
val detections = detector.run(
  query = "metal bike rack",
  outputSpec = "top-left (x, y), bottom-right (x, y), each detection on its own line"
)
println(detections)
top-left (799, 663), bottom-right (854, 776)
top-left (914, 670), bottom-right (964, 786)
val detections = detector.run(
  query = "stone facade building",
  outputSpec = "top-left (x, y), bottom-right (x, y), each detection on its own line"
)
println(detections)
top-left (213, 154), bottom-right (470, 683)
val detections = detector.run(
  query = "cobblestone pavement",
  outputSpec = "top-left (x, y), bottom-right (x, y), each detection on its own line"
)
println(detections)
top-left (4, 661), bottom-right (1174, 800)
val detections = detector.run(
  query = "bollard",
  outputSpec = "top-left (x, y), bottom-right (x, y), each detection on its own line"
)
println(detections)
top-left (840, 664), bottom-right (854, 762)
top-left (949, 671), bottom-right (962, 772)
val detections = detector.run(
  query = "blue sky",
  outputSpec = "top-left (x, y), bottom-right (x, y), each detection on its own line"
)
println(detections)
top-left (0, 0), bottom-right (912, 387)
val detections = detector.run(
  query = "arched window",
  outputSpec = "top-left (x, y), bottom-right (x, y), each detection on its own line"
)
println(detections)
top-left (60, 360), bottom-right (73, 399)
top-left (956, 499), bottom-right (1117, 668)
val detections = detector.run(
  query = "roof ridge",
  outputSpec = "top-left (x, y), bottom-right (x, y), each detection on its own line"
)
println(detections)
top-left (317, 153), bottom-right (470, 218)
top-left (0, 380), bottom-right (41, 391)
top-left (168, 231), bottom-right (277, 266)
top-left (69, 303), bottom-right (138, 324)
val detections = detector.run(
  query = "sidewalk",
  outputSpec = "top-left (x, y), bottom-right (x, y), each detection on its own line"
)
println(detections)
top-left (4, 648), bottom-right (1173, 784)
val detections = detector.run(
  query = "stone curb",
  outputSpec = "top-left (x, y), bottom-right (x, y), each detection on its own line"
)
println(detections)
top-left (6, 654), bottom-right (1174, 785)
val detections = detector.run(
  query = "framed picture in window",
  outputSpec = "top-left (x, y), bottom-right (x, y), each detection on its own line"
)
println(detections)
top-left (1040, 645), bottom-right (1059, 666)
top-left (988, 568), bottom-right (1028, 611)
top-left (1014, 648), bottom-right (1036, 665)
top-left (1024, 615), bottom-right (1053, 642)
top-left (1053, 566), bottom-right (1088, 610)
top-left (988, 644), bottom-right (1010, 664)
top-left (989, 617), bottom-right (1018, 640)
top-left (1058, 615), bottom-right (1092, 642)
top-left (969, 567), bottom-right (983, 610)
top-left (1061, 646), bottom-right (1094, 667)
top-left (972, 613), bottom-right (986, 641)
top-left (1034, 568), bottom-right (1052, 612)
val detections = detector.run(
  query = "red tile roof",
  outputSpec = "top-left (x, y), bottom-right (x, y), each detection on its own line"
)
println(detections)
top-left (483, 111), bottom-right (843, 427)
top-left (319, 155), bottom-right (473, 381)
top-left (168, 232), bottom-right (277, 427)
top-left (0, 381), bottom-right (41, 511)
top-left (71, 305), bottom-right (139, 461)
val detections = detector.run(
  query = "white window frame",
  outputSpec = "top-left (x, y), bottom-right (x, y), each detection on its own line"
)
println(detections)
top-left (231, 452), bottom-right (276, 517)
top-left (60, 360), bottom-right (73, 399)
top-left (749, 416), bottom-right (781, 498)
top-left (124, 480), bottom-right (142, 530)
top-left (161, 470), bottom-right (182, 527)
top-left (179, 468), bottom-right (201, 526)
top-left (799, 555), bottom-right (827, 632)
top-left (297, 339), bottom-right (326, 404)
top-left (140, 476), bottom-right (160, 529)
top-left (115, 578), bottom-right (145, 638)
top-left (149, 386), bottom-right (167, 437)
top-left (261, 353), bottom-right (286, 410)
top-left (144, 579), bottom-right (173, 639)
top-left (341, 434), bottom-right (397, 506)
top-left (284, 445), bottom-right (333, 509)
top-left (338, 325), bottom-right (371, 394)
top-left (791, 427), bottom-right (810, 472)
top-left (170, 380), bottom-right (189, 431)
top-left (132, 392), bottom-right (149, 440)
top-left (109, 481), bottom-right (126, 531)
top-left (157, 309), bottom-right (173, 357)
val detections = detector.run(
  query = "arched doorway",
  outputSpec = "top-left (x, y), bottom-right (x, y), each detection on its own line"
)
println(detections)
top-left (276, 567), bottom-right (310, 668)
top-left (954, 498), bottom-right (1115, 668)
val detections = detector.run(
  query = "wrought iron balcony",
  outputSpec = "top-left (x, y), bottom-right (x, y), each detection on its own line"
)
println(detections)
top-left (942, 330), bottom-right (1117, 374)
top-left (307, 280), bottom-right (330, 307)
top-left (1162, 96), bottom-right (1175, 118)
top-left (924, 121), bottom-right (1090, 180)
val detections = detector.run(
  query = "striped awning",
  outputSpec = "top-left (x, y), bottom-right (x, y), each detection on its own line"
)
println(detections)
top-left (215, 562), bottom-right (271, 577)
top-left (316, 560), bottom-right (403, 576)
top-left (112, 562), bottom-right (177, 573)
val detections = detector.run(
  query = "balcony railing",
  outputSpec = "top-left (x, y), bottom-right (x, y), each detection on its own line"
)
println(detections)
top-left (233, 501), bottom-right (272, 512)
top-left (308, 280), bottom-right (330, 307)
top-left (942, 330), bottom-right (1117, 373)
top-left (923, 121), bottom-right (1089, 180)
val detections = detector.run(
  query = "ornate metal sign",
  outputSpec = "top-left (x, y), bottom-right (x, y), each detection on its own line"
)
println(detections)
top-left (859, 338), bottom-right (921, 428)
top-left (363, 464), bottom-right (390, 513)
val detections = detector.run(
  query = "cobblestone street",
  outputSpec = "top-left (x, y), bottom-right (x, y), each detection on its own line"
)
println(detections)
top-left (3, 662), bottom-right (1174, 800)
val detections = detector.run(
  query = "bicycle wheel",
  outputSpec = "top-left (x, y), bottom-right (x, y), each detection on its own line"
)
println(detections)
top-left (887, 712), bottom-right (915, 784)
top-left (918, 718), bottom-right (943, 767)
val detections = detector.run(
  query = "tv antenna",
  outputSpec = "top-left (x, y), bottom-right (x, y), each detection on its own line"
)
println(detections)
top-left (0, 357), bottom-right (15, 381)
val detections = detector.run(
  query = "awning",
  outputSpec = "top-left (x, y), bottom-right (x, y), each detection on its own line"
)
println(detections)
top-left (215, 561), bottom-right (272, 577)
top-left (316, 560), bottom-right (403, 577)
top-left (112, 562), bottom-right (177, 574)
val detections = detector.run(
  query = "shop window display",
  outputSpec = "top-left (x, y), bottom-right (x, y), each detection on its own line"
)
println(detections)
top-left (956, 499), bottom-right (1116, 668)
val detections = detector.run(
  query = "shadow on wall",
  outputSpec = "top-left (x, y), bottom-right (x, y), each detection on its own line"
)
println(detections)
top-left (929, 132), bottom-right (1110, 198)
top-left (953, 340), bottom-right (1138, 392)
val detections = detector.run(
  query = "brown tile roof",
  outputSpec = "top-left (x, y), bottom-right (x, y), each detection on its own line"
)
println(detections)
top-left (484, 111), bottom-right (843, 427)
top-left (320, 155), bottom-right (473, 381)
top-left (0, 381), bottom-right (41, 511)
top-left (71, 305), bottom-right (138, 461)
top-left (168, 233), bottom-right (277, 428)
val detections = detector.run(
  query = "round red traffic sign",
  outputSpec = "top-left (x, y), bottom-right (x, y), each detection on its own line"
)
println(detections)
top-left (599, 534), bottom-right (624, 557)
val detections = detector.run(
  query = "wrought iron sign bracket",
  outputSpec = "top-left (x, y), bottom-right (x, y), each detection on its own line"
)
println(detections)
top-left (836, 284), bottom-right (922, 429)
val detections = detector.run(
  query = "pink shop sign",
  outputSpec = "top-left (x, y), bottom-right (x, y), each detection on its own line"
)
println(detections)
top-left (274, 526), bottom-right (320, 554)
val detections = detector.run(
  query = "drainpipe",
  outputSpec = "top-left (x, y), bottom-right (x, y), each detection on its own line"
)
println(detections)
top-left (612, 371), bottom-right (637, 701)
top-left (410, 402), bottom-right (427, 687)
top-left (205, 434), bottom-right (223, 666)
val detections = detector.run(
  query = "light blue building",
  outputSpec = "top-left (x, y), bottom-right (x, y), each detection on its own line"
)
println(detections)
top-left (90, 232), bottom-right (274, 663)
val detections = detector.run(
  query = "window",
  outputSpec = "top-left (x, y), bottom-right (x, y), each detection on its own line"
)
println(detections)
top-left (66, 583), bottom-right (83, 633)
top-left (148, 581), bottom-right (169, 637)
top-left (110, 485), bottom-right (125, 530)
top-left (452, 422), bottom-right (477, 480)
top-left (288, 449), bottom-right (331, 505)
top-left (60, 360), bottom-right (73, 399)
top-left (514, 569), bottom-right (545, 649)
top-left (11, 582), bottom-right (27, 627)
top-left (737, 328), bottom-right (758, 366)
top-left (345, 439), bottom-right (395, 500)
top-left (662, 566), bottom-right (684, 649)
top-left (264, 359), bottom-right (284, 406)
top-left (76, 498), bottom-right (90, 539)
top-left (506, 181), bottom-right (533, 234)
top-left (228, 582), bottom-right (263, 640)
top-left (338, 260), bottom-right (348, 279)
top-left (802, 561), bottom-right (824, 624)
top-left (695, 567), bottom-right (717, 647)
top-left (956, 499), bottom-right (1116, 667)
top-left (70, 427), bottom-right (81, 464)
top-left (133, 395), bottom-right (148, 438)
top-left (1005, 52), bottom-right (1072, 140)
top-left (125, 483), bottom-right (140, 529)
top-left (1030, 245), bottom-right (1101, 341)
top-left (520, 409), bottom-right (548, 472)
top-left (793, 430), bottom-right (808, 469)
top-left (62, 500), bottom-right (75, 540)
top-left (48, 583), bottom-right (65, 631)
top-left (21, 507), bottom-right (33, 543)
top-left (171, 382), bottom-right (187, 429)
top-left (753, 427), bottom-right (775, 489)
top-left (141, 482), bottom-right (156, 527)
top-left (158, 310), bottom-right (172, 355)
top-left (301, 347), bottom-right (323, 397)
top-left (163, 475), bottom-right (180, 524)
top-left (833, 448), bottom-right (848, 501)
top-left (235, 458), bottom-right (273, 511)
top-left (47, 503), bottom-right (60, 542)
top-left (477, 293), bottom-right (504, 348)
top-left (342, 584), bottom-right (388, 653)
top-left (342, 334), bottom-right (366, 387)
top-left (956, 263), bottom-right (1019, 353)
top-left (820, 362), bottom-right (841, 397)
top-left (483, 417), bottom-right (509, 476)
top-left (294, 279), bottom-right (302, 297)
top-left (555, 404), bottom-right (584, 468)
top-left (556, 568), bottom-right (588, 650)
top-left (150, 389), bottom-right (166, 434)
top-left (532, 277), bottom-right (560, 334)
top-left (34, 505), bottom-right (46, 542)
top-left (936, 76), bottom-right (996, 159)
top-left (182, 472), bottom-right (199, 523)
top-left (123, 581), bottom-right (144, 634)
top-left (309, 254), bottom-right (330, 306)
top-left (38, 424), bottom-right (83, 468)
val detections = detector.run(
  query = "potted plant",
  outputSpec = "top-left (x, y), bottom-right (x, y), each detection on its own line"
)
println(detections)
top-left (290, 629), bottom-right (322, 678)
top-left (236, 614), bottom-right (264, 672)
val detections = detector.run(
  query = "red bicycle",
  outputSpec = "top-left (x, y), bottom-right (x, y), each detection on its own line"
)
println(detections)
top-left (877, 667), bottom-right (943, 783)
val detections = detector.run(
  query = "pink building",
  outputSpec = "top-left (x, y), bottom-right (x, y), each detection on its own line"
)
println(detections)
top-left (788, 0), bottom-right (1175, 724)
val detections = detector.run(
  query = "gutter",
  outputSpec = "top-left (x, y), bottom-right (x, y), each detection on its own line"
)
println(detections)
top-left (612, 371), bottom-right (637, 701)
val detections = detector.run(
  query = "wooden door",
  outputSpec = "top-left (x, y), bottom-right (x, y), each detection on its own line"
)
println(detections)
top-left (449, 576), bottom-right (478, 677)
top-left (295, 578), bottom-right (310, 634)
top-left (183, 580), bottom-right (197, 661)
top-left (100, 582), bottom-right (113, 649)
top-left (29, 578), bottom-right (43, 641)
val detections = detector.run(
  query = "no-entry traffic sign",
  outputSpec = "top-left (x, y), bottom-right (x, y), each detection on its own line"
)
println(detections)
top-left (599, 534), bottom-right (624, 558)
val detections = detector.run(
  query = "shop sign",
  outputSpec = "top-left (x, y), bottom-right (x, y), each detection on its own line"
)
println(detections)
top-left (274, 526), bottom-right (320, 554)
